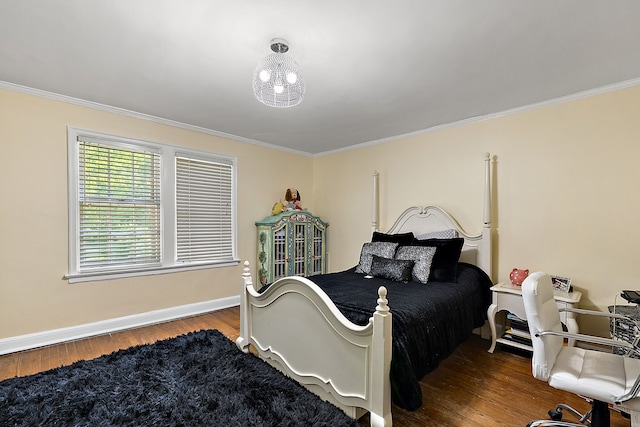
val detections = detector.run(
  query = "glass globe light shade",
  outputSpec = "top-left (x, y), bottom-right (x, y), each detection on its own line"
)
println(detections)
top-left (253, 52), bottom-right (305, 108)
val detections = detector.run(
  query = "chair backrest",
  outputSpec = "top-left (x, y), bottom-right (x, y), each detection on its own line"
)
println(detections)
top-left (521, 272), bottom-right (565, 381)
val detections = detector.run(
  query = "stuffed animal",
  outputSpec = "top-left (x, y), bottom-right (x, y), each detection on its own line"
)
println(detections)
top-left (284, 188), bottom-right (302, 211)
top-left (271, 188), bottom-right (303, 215)
top-left (271, 200), bottom-right (284, 215)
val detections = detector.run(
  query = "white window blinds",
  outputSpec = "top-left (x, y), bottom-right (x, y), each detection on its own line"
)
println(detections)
top-left (176, 156), bottom-right (234, 263)
top-left (68, 127), bottom-right (238, 282)
top-left (78, 138), bottom-right (161, 271)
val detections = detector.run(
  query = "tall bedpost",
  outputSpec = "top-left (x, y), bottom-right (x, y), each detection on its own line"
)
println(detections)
top-left (483, 152), bottom-right (491, 229)
top-left (480, 153), bottom-right (493, 280)
top-left (372, 170), bottom-right (379, 234)
top-left (369, 286), bottom-right (392, 427)
top-left (235, 261), bottom-right (252, 353)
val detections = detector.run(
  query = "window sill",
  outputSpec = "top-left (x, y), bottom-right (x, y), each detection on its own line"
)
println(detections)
top-left (65, 260), bottom-right (240, 284)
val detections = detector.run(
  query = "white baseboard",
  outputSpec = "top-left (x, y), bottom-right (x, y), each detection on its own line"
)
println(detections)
top-left (0, 296), bottom-right (240, 355)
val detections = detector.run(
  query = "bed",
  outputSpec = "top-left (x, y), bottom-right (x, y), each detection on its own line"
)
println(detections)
top-left (236, 154), bottom-right (494, 427)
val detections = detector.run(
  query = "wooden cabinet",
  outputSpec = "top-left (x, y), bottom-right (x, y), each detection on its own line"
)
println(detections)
top-left (256, 211), bottom-right (328, 286)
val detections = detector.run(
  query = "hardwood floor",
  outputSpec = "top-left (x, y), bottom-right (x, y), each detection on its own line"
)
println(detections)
top-left (0, 307), bottom-right (630, 427)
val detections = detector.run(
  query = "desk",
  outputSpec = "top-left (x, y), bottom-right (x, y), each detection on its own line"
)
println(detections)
top-left (487, 282), bottom-right (582, 353)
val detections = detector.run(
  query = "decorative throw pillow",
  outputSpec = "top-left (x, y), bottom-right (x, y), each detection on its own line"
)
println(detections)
top-left (371, 231), bottom-right (415, 245)
top-left (411, 238), bottom-right (464, 282)
top-left (415, 229), bottom-right (458, 240)
top-left (355, 242), bottom-right (399, 274)
top-left (394, 245), bottom-right (437, 284)
top-left (369, 255), bottom-right (415, 282)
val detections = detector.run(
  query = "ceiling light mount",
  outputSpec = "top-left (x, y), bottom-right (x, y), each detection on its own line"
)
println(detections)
top-left (253, 38), bottom-right (305, 108)
top-left (270, 38), bottom-right (289, 54)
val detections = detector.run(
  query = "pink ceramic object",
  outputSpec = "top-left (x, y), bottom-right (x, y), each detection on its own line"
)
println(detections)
top-left (509, 268), bottom-right (529, 286)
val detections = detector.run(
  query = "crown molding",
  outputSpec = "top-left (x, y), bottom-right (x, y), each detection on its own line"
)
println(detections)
top-left (0, 81), bottom-right (313, 157)
top-left (313, 77), bottom-right (640, 157)
top-left (3, 78), bottom-right (639, 159)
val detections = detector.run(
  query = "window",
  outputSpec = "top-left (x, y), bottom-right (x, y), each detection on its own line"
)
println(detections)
top-left (175, 155), bottom-right (233, 263)
top-left (67, 128), bottom-right (238, 283)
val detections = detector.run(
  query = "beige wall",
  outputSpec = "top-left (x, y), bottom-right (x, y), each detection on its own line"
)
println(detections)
top-left (2, 84), bottom-right (639, 340)
top-left (0, 88), bottom-right (313, 338)
top-left (313, 85), bottom-right (640, 337)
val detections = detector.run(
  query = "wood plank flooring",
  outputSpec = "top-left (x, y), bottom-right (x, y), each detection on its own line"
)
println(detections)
top-left (0, 307), bottom-right (630, 427)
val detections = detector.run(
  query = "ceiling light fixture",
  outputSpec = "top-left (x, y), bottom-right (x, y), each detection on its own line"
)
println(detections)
top-left (253, 38), bottom-right (305, 108)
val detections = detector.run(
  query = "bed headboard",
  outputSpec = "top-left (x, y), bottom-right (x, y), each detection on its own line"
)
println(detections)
top-left (372, 153), bottom-right (493, 279)
top-left (385, 205), bottom-right (492, 278)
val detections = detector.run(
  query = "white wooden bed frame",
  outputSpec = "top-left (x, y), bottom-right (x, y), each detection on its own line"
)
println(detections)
top-left (236, 153), bottom-right (493, 427)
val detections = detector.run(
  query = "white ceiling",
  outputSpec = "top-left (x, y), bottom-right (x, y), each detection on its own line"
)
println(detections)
top-left (2, 1), bottom-right (640, 155)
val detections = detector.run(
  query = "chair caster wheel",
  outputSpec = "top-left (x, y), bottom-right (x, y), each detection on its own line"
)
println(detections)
top-left (548, 409), bottom-right (563, 421)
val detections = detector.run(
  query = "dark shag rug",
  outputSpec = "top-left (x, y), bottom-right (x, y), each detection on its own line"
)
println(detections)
top-left (0, 329), bottom-right (359, 426)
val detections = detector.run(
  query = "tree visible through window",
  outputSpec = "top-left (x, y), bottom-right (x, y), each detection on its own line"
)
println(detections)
top-left (79, 141), bottom-right (161, 270)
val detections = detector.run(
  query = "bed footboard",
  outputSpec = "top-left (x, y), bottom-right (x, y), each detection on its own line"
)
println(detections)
top-left (236, 261), bottom-right (392, 427)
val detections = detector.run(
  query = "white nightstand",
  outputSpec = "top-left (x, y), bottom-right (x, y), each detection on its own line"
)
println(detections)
top-left (487, 282), bottom-right (582, 353)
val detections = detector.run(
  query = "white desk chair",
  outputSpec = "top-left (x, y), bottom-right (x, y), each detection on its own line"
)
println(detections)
top-left (522, 271), bottom-right (640, 427)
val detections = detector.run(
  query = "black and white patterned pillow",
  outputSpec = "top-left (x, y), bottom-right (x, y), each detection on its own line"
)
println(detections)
top-left (355, 242), bottom-right (399, 274)
top-left (370, 255), bottom-right (415, 282)
top-left (395, 246), bottom-right (437, 284)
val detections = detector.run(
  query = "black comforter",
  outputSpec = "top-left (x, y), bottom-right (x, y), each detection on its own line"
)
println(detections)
top-left (301, 262), bottom-right (492, 411)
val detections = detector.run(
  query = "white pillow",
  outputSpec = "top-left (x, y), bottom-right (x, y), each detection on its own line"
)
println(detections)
top-left (415, 229), bottom-right (458, 240)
